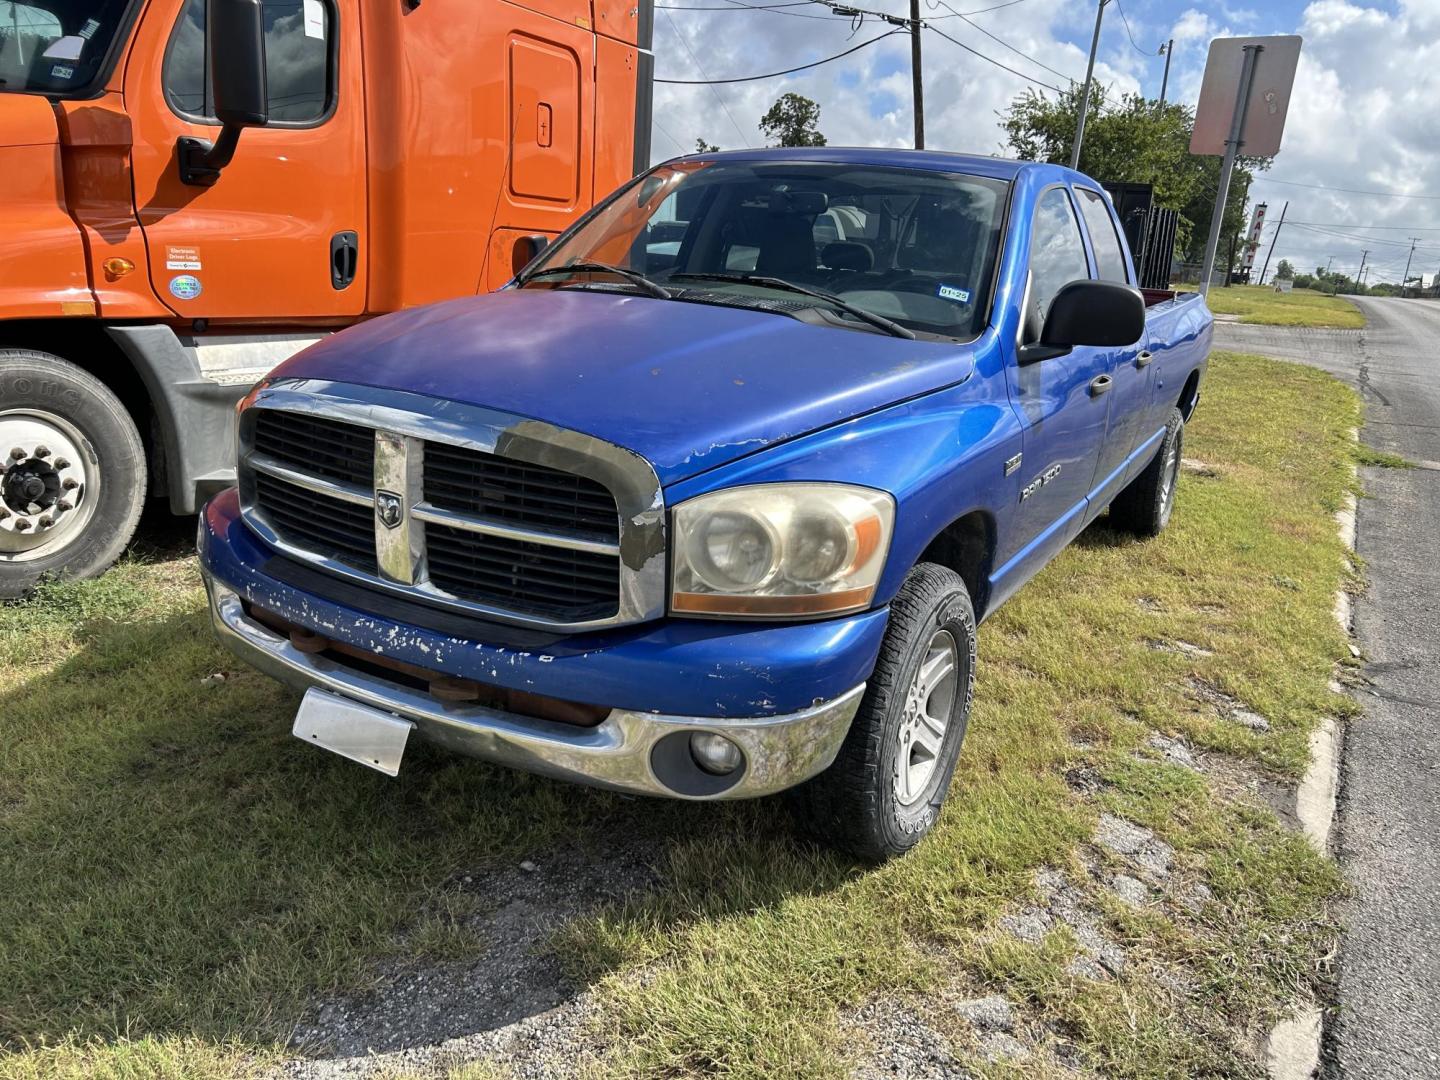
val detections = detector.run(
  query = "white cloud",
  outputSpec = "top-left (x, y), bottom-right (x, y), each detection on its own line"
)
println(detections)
top-left (649, 0), bottom-right (1440, 285)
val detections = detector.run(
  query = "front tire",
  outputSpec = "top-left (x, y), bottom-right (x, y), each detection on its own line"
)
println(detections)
top-left (791, 563), bottom-right (976, 863)
top-left (1108, 407), bottom-right (1183, 538)
top-left (0, 350), bottom-right (146, 598)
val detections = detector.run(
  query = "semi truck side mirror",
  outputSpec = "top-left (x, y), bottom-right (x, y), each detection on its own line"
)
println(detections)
top-left (1019, 280), bottom-right (1146, 364)
top-left (511, 235), bottom-right (551, 278)
top-left (178, 0), bottom-right (270, 186)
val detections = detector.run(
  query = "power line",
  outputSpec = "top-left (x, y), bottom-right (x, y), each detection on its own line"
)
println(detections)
top-left (655, 28), bottom-right (904, 83)
top-left (925, 23), bottom-right (1065, 93)
top-left (925, 0), bottom-right (1080, 82)
top-left (659, 6), bottom-right (751, 144)
top-left (652, 117), bottom-right (689, 155)
top-left (1256, 176), bottom-right (1440, 200)
top-left (1289, 221), bottom-right (1440, 231)
top-left (1111, 0), bottom-right (1152, 56)
top-left (658, 0), bottom-right (838, 17)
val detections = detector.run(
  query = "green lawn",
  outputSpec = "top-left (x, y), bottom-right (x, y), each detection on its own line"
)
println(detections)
top-left (1202, 285), bottom-right (1366, 329)
top-left (1, 353), bottom-right (1360, 1078)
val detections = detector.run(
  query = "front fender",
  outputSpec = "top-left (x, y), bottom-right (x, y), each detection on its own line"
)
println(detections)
top-left (663, 366), bottom-right (1024, 607)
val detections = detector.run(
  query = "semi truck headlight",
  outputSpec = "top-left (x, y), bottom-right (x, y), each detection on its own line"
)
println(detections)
top-left (671, 483), bottom-right (894, 618)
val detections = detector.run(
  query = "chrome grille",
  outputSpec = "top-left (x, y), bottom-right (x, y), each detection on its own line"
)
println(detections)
top-left (237, 386), bottom-right (663, 631)
top-left (253, 410), bottom-right (373, 488)
top-left (423, 443), bottom-right (619, 543)
top-left (253, 472), bottom-right (377, 573)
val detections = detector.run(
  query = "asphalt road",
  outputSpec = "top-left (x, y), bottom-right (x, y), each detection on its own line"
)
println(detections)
top-left (1216, 298), bottom-right (1440, 1079)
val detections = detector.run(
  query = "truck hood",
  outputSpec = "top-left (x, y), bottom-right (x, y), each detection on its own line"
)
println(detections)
top-left (273, 289), bottom-right (976, 485)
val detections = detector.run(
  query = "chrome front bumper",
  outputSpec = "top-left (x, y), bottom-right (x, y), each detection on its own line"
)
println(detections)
top-left (207, 583), bottom-right (865, 800)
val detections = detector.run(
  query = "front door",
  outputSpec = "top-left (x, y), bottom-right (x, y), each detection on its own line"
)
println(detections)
top-left (1003, 186), bottom-right (1113, 566)
top-left (125, 0), bottom-right (367, 321)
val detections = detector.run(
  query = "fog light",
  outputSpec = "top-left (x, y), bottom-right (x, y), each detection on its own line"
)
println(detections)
top-left (690, 732), bottom-right (743, 775)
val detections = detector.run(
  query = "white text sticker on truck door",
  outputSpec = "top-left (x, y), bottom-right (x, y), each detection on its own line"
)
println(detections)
top-left (165, 245), bottom-right (202, 271)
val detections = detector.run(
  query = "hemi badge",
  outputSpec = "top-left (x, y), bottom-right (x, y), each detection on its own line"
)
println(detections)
top-left (1004, 453), bottom-right (1023, 476)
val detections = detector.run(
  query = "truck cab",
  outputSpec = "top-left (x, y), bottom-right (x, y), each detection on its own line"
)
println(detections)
top-left (0, 0), bottom-right (653, 594)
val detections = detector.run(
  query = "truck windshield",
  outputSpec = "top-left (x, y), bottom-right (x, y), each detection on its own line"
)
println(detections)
top-left (0, 0), bottom-right (131, 95)
top-left (522, 160), bottom-right (1009, 340)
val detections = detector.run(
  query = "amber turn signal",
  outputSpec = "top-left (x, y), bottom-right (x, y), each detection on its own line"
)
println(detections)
top-left (102, 257), bottom-right (136, 279)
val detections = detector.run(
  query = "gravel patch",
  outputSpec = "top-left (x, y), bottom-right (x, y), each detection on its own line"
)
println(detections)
top-left (1147, 732), bottom-right (1200, 770)
top-left (949, 995), bottom-right (1014, 1032)
top-left (978, 1031), bottom-right (1030, 1064)
top-left (275, 836), bottom-right (658, 1077)
top-left (1110, 873), bottom-right (1150, 906)
top-left (1094, 814), bottom-right (1174, 881)
top-left (1187, 677), bottom-right (1272, 732)
top-left (1149, 639), bottom-right (1215, 658)
top-left (1000, 868), bottom-right (1128, 978)
top-left (846, 998), bottom-right (968, 1080)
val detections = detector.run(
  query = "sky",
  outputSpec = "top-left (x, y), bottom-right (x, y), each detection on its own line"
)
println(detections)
top-left (648, 0), bottom-right (1440, 287)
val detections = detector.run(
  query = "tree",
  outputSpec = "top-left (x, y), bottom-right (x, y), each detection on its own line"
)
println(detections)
top-left (695, 138), bottom-right (720, 154)
top-left (1000, 84), bottom-right (1266, 265)
top-left (759, 93), bottom-right (826, 147)
top-left (1275, 259), bottom-right (1295, 281)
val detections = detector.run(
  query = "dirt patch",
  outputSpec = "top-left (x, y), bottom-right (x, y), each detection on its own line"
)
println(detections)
top-left (277, 836), bottom-right (659, 1077)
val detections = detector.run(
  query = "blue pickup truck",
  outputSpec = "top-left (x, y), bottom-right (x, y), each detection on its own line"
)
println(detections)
top-left (198, 148), bottom-right (1211, 860)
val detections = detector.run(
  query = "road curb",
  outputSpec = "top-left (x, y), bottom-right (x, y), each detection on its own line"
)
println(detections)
top-left (1264, 442), bottom-right (1359, 1080)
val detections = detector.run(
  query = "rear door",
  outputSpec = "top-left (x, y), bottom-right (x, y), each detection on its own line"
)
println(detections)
top-left (1004, 185), bottom-right (1114, 561)
top-left (1073, 185), bottom-right (1153, 507)
top-left (125, 0), bottom-right (367, 320)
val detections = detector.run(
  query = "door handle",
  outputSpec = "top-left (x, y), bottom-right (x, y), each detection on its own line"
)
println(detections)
top-left (1089, 374), bottom-right (1114, 397)
top-left (330, 231), bottom-right (359, 290)
top-left (1136, 350), bottom-right (1154, 368)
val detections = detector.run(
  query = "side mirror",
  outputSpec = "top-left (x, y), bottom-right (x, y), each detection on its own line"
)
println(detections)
top-left (178, 0), bottom-right (269, 186)
top-left (1019, 280), bottom-right (1145, 364)
top-left (511, 234), bottom-right (551, 278)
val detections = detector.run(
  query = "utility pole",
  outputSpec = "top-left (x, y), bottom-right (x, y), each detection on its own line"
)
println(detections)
top-left (1199, 43), bottom-right (1262, 296)
top-left (1402, 237), bottom-right (1419, 294)
top-left (1257, 200), bottom-right (1288, 286)
top-left (1070, 0), bottom-right (1108, 171)
top-left (910, 0), bottom-right (924, 150)
top-left (1157, 40), bottom-right (1174, 109)
top-left (1356, 249), bottom-right (1369, 294)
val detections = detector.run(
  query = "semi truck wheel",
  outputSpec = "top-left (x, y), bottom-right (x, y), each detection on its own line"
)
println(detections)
top-left (0, 350), bottom-right (146, 598)
top-left (791, 563), bottom-right (976, 863)
top-left (1109, 407), bottom-right (1184, 538)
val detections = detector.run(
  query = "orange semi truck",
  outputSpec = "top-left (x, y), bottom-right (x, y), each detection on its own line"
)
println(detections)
top-left (0, 0), bottom-right (653, 594)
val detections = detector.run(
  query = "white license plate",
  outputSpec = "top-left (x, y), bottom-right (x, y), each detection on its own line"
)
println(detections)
top-left (292, 688), bottom-right (414, 777)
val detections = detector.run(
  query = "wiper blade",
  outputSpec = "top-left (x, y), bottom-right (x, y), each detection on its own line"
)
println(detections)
top-left (517, 261), bottom-right (671, 300)
top-left (668, 272), bottom-right (916, 340)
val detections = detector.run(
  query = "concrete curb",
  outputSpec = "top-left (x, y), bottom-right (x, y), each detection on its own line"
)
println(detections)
top-left (1264, 445), bottom-right (1359, 1080)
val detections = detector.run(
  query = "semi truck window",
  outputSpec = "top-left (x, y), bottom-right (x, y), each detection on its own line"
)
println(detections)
top-left (0, 0), bottom-right (130, 94)
top-left (1028, 188), bottom-right (1090, 326)
top-left (165, 0), bottom-right (333, 124)
top-left (1075, 187), bottom-right (1131, 284)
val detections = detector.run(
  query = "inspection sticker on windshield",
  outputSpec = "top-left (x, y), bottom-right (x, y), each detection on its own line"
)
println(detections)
top-left (937, 284), bottom-right (970, 304)
top-left (79, 18), bottom-right (100, 38)
top-left (49, 64), bottom-right (75, 79)
top-left (303, 0), bottom-right (325, 38)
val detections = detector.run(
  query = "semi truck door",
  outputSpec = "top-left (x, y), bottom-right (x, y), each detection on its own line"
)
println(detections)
top-left (124, 0), bottom-right (367, 320)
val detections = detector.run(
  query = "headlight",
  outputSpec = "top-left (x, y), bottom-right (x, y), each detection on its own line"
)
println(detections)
top-left (671, 483), bottom-right (894, 618)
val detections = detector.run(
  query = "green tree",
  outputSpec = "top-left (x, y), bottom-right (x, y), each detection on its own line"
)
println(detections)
top-left (759, 93), bottom-right (827, 147)
top-left (1000, 84), bottom-right (1267, 265)
top-left (695, 138), bottom-right (720, 153)
top-left (1275, 259), bottom-right (1295, 281)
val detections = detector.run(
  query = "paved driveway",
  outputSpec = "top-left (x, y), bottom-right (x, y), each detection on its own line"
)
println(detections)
top-left (1217, 297), bottom-right (1440, 1078)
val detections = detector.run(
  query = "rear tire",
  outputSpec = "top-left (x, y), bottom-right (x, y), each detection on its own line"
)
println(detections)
top-left (1108, 407), bottom-right (1183, 538)
top-left (790, 563), bottom-right (976, 863)
top-left (0, 350), bottom-right (146, 598)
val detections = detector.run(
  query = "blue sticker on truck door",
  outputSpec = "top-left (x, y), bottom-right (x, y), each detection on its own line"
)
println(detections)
top-left (169, 275), bottom-right (203, 301)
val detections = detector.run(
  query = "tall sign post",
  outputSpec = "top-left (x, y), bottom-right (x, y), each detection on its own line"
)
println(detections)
top-left (1191, 35), bottom-right (1302, 296)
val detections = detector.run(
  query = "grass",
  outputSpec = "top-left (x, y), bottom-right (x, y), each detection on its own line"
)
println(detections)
top-left (0, 352), bottom-right (1360, 1078)
top-left (1202, 285), bottom-right (1366, 329)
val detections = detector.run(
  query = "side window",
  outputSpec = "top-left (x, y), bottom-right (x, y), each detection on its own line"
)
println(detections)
top-left (164, 0), bottom-right (333, 124)
top-left (1076, 188), bottom-right (1130, 283)
top-left (1028, 188), bottom-right (1090, 328)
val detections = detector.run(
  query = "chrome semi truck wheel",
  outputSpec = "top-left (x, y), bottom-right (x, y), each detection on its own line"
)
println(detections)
top-left (0, 351), bottom-right (145, 597)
